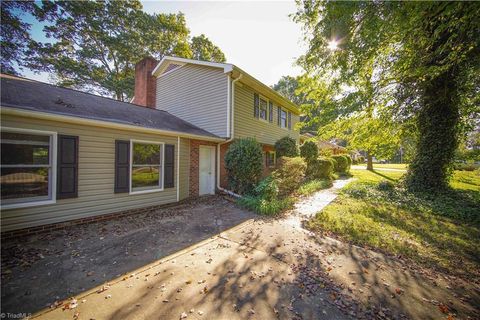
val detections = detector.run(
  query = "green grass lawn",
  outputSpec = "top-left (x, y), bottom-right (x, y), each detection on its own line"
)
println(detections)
top-left (355, 163), bottom-right (408, 169)
top-left (308, 169), bottom-right (480, 278)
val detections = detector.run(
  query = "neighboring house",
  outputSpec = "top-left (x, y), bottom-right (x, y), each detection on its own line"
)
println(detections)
top-left (0, 56), bottom-right (300, 234)
top-left (300, 133), bottom-right (347, 155)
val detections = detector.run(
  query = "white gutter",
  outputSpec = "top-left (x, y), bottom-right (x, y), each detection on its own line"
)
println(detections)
top-left (1, 107), bottom-right (225, 143)
top-left (217, 73), bottom-right (243, 198)
top-left (177, 136), bottom-right (180, 202)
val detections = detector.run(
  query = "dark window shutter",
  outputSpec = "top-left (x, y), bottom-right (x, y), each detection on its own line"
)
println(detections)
top-left (57, 135), bottom-right (79, 199)
top-left (288, 111), bottom-right (292, 130)
top-left (277, 106), bottom-right (281, 126)
top-left (164, 144), bottom-right (175, 188)
top-left (269, 102), bottom-right (273, 123)
top-left (115, 140), bottom-right (130, 193)
top-left (254, 93), bottom-right (259, 118)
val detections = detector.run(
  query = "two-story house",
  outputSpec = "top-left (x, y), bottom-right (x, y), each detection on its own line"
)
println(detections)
top-left (0, 56), bottom-right (300, 235)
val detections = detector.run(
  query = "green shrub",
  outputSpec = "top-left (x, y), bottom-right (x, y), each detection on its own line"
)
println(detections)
top-left (237, 195), bottom-right (294, 216)
top-left (274, 156), bottom-right (306, 195)
top-left (331, 155), bottom-right (349, 173)
top-left (345, 154), bottom-right (352, 167)
top-left (453, 162), bottom-right (479, 171)
top-left (298, 179), bottom-right (333, 196)
top-left (224, 138), bottom-right (263, 194)
top-left (274, 136), bottom-right (298, 158)
top-left (252, 176), bottom-right (278, 200)
top-left (300, 141), bottom-right (318, 163)
top-left (306, 157), bottom-right (334, 180)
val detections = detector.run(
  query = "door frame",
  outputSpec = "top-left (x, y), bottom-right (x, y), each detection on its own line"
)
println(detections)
top-left (198, 145), bottom-right (216, 195)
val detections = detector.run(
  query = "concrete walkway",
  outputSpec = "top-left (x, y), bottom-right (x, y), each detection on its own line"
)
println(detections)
top-left (25, 183), bottom-right (480, 319)
top-left (293, 178), bottom-right (354, 218)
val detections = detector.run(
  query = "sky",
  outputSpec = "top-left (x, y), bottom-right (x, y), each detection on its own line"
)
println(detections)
top-left (23, 0), bottom-right (306, 87)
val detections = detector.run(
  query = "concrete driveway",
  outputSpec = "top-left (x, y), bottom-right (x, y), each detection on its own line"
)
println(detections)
top-left (3, 192), bottom-right (477, 320)
top-left (1, 196), bottom-right (254, 316)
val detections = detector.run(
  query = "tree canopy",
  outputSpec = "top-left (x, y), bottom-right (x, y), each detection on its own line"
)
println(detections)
top-left (294, 1), bottom-right (480, 191)
top-left (2, 0), bottom-right (226, 101)
top-left (0, 1), bottom-right (36, 75)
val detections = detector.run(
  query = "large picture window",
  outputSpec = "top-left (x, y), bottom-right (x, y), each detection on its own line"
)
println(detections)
top-left (131, 141), bottom-right (164, 193)
top-left (1, 128), bottom-right (56, 208)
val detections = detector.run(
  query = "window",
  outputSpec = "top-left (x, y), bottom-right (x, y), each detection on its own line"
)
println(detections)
top-left (280, 109), bottom-right (287, 128)
top-left (266, 151), bottom-right (276, 168)
top-left (130, 141), bottom-right (164, 193)
top-left (259, 97), bottom-right (268, 121)
top-left (1, 128), bottom-right (56, 208)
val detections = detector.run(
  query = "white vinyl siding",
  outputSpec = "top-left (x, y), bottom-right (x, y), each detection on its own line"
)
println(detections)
top-left (0, 114), bottom-right (190, 232)
top-left (234, 83), bottom-right (300, 145)
top-left (156, 64), bottom-right (228, 137)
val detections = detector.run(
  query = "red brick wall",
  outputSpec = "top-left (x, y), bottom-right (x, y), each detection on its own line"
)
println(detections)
top-left (219, 142), bottom-right (231, 189)
top-left (189, 140), bottom-right (218, 197)
top-left (132, 57), bottom-right (158, 108)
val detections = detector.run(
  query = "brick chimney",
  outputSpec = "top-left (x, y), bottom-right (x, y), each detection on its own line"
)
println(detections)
top-left (132, 57), bottom-right (158, 108)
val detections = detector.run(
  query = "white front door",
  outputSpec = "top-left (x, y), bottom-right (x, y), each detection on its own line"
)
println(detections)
top-left (199, 146), bottom-right (215, 195)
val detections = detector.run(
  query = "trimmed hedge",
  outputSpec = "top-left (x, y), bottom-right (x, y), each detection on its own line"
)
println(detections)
top-left (306, 157), bottom-right (334, 180)
top-left (275, 136), bottom-right (298, 158)
top-left (331, 155), bottom-right (349, 174)
top-left (274, 156), bottom-right (306, 195)
top-left (224, 138), bottom-right (263, 194)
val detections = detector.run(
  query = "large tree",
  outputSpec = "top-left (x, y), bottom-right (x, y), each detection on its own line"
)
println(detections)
top-left (190, 34), bottom-right (226, 63)
top-left (294, 1), bottom-right (480, 192)
top-left (0, 1), bottom-right (36, 75)
top-left (6, 0), bottom-right (226, 101)
top-left (272, 75), bottom-right (320, 133)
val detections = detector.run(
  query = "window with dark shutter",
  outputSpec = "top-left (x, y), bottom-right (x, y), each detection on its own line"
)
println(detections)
top-left (115, 140), bottom-right (130, 193)
top-left (164, 144), bottom-right (175, 188)
top-left (254, 93), bottom-right (259, 118)
top-left (269, 102), bottom-right (273, 123)
top-left (57, 135), bottom-right (79, 199)
top-left (288, 112), bottom-right (292, 130)
top-left (277, 106), bottom-right (281, 126)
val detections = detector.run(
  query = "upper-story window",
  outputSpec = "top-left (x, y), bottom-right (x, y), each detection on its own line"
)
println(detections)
top-left (280, 109), bottom-right (287, 128)
top-left (259, 97), bottom-right (268, 121)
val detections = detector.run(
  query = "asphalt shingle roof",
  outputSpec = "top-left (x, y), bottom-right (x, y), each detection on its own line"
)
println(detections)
top-left (0, 74), bottom-right (220, 139)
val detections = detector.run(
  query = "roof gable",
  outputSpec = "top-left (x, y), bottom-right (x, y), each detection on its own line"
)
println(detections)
top-left (152, 56), bottom-right (300, 114)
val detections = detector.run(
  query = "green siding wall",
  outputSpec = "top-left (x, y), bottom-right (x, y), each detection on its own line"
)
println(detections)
top-left (1, 114), bottom-right (191, 231)
top-left (234, 83), bottom-right (300, 145)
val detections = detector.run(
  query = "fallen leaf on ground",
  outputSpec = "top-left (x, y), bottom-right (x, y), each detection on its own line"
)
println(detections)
top-left (438, 303), bottom-right (449, 314)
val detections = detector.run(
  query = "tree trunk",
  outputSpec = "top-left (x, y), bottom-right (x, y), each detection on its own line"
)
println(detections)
top-left (366, 152), bottom-right (373, 171)
top-left (406, 71), bottom-right (459, 192)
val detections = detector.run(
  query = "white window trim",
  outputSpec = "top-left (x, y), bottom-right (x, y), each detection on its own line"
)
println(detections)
top-left (1, 127), bottom-right (57, 209)
top-left (258, 95), bottom-right (269, 123)
top-left (129, 139), bottom-right (165, 195)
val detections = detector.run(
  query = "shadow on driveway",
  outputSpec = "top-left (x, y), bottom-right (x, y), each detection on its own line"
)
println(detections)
top-left (1, 196), bottom-right (255, 315)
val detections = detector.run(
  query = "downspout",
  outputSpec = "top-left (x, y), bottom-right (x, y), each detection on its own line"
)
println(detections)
top-left (217, 73), bottom-right (243, 197)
